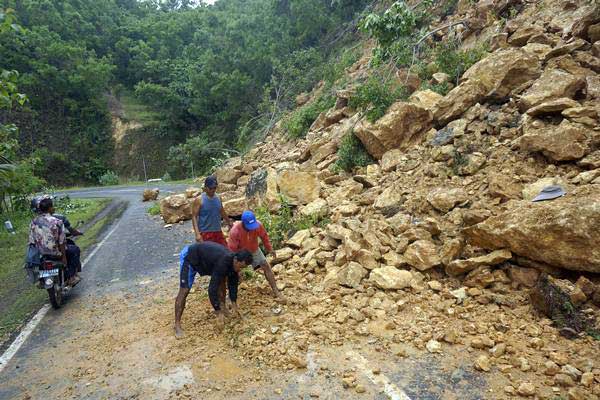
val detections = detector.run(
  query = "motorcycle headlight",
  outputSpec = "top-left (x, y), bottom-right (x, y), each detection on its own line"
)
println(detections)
top-left (45, 278), bottom-right (54, 286)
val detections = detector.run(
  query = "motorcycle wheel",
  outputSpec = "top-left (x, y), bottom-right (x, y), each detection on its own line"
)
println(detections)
top-left (47, 284), bottom-right (63, 309)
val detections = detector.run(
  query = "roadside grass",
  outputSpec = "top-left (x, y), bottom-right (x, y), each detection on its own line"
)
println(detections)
top-left (0, 198), bottom-right (111, 347)
top-left (51, 178), bottom-right (197, 192)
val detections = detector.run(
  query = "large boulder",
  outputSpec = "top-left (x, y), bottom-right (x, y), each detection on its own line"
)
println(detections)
top-left (160, 194), bottom-right (192, 224)
top-left (214, 166), bottom-right (243, 185)
top-left (142, 188), bottom-right (159, 202)
top-left (519, 69), bottom-right (586, 111)
top-left (277, 170), bottom-right (321, 205)
top-left (518, 118), bottom-right (591, 161)
top-left (185, 187), bottom-right (201, 198)
top-left (434, 49), bottom-right (541, 124)
top-left (246, 168), bottom-right (280, 211)
top-left (463, 188), bottom-right (600, 273)
top-left (354, 102), bottom-right (433, 159)
top-left (223, 196), bottom-right (247, 216)
top-left (369, 266), bottom-right (413, 290)
top-left (427, 187), bottom-right (468, 213)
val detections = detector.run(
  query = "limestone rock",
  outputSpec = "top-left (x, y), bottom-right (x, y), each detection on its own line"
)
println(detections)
top-left (160, 194), bottom-right (192, 224)
top-left (374, 186), bottom-right (404, 217)
top-left (408, 89), bottom-right (444, 111)
top-left (445, 249), bottom-right (512, 276)
top-left (143, 188), bottom-right (159, 201)
top-left (223, 196), bottom-right (247, 216)
top-left (354, 102), bottom-right (433, 159)
top-left (380, 149), bottom-right (404, 172)
top-left (337, 262), bottom-right (368, 288)
top-left (432, 72), bottom-right (450, 84)
top-left (404, 240), bottom-right (441, 271)
top-left (518, 118), bottom-right (590, 161)
top-left (507, 266), bottom-right (540, 288)
top-left (475, 355), bottom-right (491, 372)
top-left (426, 339), bottom-right (442, 353)
top-left (310, 140), bottom-right (338, 164)
top-left (277, 170), bottom-right (321, 205)
top-left (488, 173), bottom-right (522, 201)
top-left (458, 152), bottom-right (486, 176)
top-left (464, 190), bottom-right (600, 273)
top-left (517, 382), bottom-right (536, 397)
top-left (271, 248), bottom-right (294, 264)
top-left (246, 168), bottom-right (280, 211)
top-left (369, 266), bottom-right (413, 290)
top-left (287, 229), bottom-right (311, 249)
top-left (427, 187), bottom-right (468, 213)
top-left (214, 167), bottom-right (243, 185)
top-left (184, 187), bottom-right (201, 198)
top-left (300, 198), bottom-right (329, 218)
top-left (434, 49), bottom-right (540, 125)
top-left (519, 69), bottom-right (586, 111)
top-left (525, 98), bottom-right (580, 117)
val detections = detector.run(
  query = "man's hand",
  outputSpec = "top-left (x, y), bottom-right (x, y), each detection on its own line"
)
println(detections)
top-left (195, 232), bottom-right (203, 243)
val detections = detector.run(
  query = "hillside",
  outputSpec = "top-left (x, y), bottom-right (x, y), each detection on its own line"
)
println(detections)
top-left (156, 0), bottom-right (600, 398)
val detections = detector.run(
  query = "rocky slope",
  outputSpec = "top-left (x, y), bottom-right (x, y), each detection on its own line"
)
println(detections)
top-left (157, 0), bottom-right (600, 398)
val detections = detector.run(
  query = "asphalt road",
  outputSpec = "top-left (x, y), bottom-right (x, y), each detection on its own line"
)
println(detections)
top-left (0, 184), bottom-right (191, 399)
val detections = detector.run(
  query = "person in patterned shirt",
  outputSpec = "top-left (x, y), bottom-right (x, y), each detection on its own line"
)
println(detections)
top-left (29, 197), bottom-right (71, 282)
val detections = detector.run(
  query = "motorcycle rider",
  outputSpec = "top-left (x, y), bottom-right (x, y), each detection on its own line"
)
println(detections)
top-left (30, 196), bottom-right (80, 285)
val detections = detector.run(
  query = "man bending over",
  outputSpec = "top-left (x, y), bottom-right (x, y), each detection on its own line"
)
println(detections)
top-left (174, 241), bottom-right (253, 338)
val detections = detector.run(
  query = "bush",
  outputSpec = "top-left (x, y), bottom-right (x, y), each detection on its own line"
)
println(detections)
top-left (98, 170), bottom-right (119, 186)
top-left (147, 201), bottom-right (161, 216)
top-left (254, 196), bottom-right (328, 249)
top-left (283, 93), bottom-right (335, 139)
top-left (332, 132), bottom-right (374, 172)
top-left (433, 41), bottom-right (489, 84)
top-left (161, 172), bottom-right (172, 182)
top-left (349, 75), bottom-right (408, 122)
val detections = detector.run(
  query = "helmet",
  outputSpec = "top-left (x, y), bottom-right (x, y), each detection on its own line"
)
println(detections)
top-left (31, 194), bottom-right (52, 213)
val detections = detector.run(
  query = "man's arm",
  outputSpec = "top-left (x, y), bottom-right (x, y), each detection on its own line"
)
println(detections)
top-left (258, 224), bottom-right (273, 254)
top-left (219, 197), bottom-right (232, 227)
top-left (227, 224), bottom-right (241, 251)
top-left (191, 197), bottom-right (203, 242)
top-left (57, 221), bottom-right (67, 264)
top-left (207, 273), bottom-right (224, 311)
top-left (227, 271), bottom-right (239, 304)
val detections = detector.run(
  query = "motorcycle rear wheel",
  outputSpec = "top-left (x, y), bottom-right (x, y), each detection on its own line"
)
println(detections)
top-left (48, 284), bottom-right (63, 309)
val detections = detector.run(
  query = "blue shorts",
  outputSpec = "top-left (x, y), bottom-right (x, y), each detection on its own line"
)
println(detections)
top-left (179, 245), bottom-right (202, 289)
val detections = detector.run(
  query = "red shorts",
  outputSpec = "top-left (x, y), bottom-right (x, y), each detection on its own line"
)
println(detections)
top-left (201, 231), bottom-right (227, 247)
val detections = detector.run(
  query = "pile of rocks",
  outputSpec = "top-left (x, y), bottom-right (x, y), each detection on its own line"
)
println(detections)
top-left (157, 0), bottom-right (600, 397)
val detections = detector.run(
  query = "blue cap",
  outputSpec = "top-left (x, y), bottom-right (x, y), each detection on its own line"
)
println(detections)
top-left (241, 210), bottom-right (260, 231)
top-left (204, 176), bottom-right (218, 188)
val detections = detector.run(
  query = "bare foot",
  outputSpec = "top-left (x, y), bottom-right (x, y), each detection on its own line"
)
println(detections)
top-left (175, 325), bottom-right (185, 339)
top-left (275, 294), bottom-right (287, 304)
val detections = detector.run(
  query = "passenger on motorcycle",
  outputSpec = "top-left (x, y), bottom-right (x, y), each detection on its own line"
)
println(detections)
top-left (29, 196), bottom-right (80, 285)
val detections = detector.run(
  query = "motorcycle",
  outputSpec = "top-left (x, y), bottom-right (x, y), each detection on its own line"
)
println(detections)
top-left (29, 232), bottom-right (82, 309)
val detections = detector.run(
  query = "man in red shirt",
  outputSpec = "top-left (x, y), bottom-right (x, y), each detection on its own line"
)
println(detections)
top-left (228, 210), bottom-right (286, 303)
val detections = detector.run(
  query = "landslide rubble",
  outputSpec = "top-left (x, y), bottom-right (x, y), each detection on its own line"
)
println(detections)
top-left (156, 0), bottom-right (600, 397)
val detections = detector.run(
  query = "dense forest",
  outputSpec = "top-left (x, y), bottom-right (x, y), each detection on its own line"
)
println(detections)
top-left (0, 0), bottom-right (370, 187)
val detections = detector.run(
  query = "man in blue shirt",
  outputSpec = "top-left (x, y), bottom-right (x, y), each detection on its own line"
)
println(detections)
top-left (174, 241), bottom-right (253, 338)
